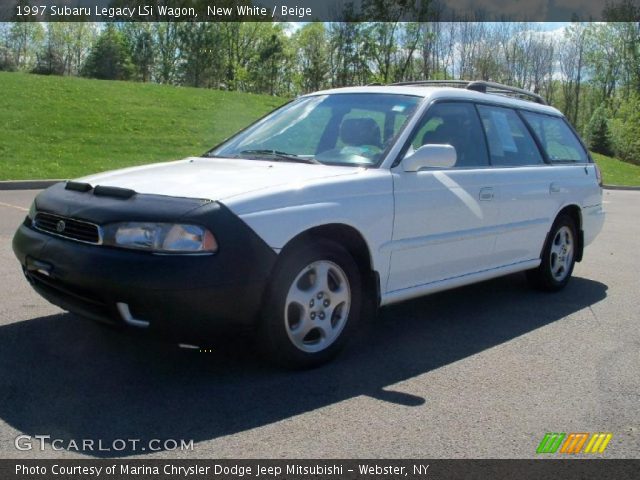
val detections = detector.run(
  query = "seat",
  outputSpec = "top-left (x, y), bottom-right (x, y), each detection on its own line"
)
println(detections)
top-left (421, 117), bottom-right (477, 167)
top-left (422, 124), bottom-right (448, 147)
top-left (340, 118), bottom-right (381, 147)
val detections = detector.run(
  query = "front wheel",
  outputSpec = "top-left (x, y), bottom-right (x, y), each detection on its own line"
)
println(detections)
top-left (527, 214), bottom-right (577, 291)
top-left (260, 239), bottom-right (362, 369)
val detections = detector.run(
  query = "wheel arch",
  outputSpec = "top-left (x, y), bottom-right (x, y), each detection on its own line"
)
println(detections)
top-left (552, 204), bottom-right (584, 262)
top-left (277, 223), bottom-right (381, 308)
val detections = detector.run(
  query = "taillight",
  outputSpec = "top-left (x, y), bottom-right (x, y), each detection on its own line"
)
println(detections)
top-left (594, 163), bottom-right (603, 187)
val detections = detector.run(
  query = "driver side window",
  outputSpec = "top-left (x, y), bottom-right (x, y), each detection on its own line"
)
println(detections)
top-left (407, 102), bottom-right (489, 168)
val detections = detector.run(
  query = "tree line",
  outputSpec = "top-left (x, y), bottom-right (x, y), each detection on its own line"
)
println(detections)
top-left (1, 20), bottom-right (639, 164)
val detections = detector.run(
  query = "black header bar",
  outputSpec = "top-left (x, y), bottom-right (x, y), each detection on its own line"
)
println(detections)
top-left (2, 459), bottom-right (640, 480)
top-left (2, 0), bottom-right (640, 22)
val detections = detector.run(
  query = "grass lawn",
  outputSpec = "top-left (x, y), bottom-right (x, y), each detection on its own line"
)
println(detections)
top-left (0, 72), bottom-right (285, 180)
top-left (592, 152), bottom-right (640, 187)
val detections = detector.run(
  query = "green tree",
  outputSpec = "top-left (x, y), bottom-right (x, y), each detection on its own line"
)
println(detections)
top-left (603, 3), bottom-right (640, 95)
top-left (82, 24), bottom-right (132, 80)
top-left (177, 22), bottom-right (224, 88)
top-left (394, 22), bottom-right (425, 82)
top-left (31, 28), bottom-right (65, 76)
top-left (8, 22), bottom-right (44, 70)
top-left (0, 23), bottom-right (16, 71)
top-left (243, 23), bottom-right (292, 96)
top-left (294, 23), bottom-right (329, 93)
top-left (153, 22), bottom-right (180, 84)
top-left (328, 21), bottom-right (369, 87)
top-left (585, 105), bottom-right (612, 156)
top-left (122, 23), bottom-right (155, 82)
top-left (584, 24), bottom-right (624, 103)
top-left (560, 23), bottom-right (586, 126)
top-left (57, 23), bottom-right (98, 76)
top-left (609, 94), bottom-right (640, 165)
top-left (221, 22), bottom-right (270, 91)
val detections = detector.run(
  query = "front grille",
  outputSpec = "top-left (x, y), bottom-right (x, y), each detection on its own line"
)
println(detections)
top-left (33, 212), bottom-right (102, 244)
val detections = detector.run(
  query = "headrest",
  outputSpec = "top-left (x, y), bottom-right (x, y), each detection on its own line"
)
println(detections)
top-left (340, 118), bottom-right (381, 147)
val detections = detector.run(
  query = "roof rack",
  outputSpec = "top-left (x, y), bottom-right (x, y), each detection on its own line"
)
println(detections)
top-left (391, 80), bottom-right (547, 105)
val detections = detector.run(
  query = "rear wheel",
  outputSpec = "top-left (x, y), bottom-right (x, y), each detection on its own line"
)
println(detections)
top-left (527, 214), bottom-right (577, 291)
top-left (260, 239), bottom-right (361, 369)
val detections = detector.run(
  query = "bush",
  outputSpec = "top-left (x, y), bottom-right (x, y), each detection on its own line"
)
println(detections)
top-left (609, 95), bottom-right (640, 165)
top-left (32, 48), bottom-right (65, 76)
top-left (585, 105), bottom-right (612, 156)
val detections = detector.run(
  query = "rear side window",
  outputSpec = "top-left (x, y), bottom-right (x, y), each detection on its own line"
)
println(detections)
top-left (521, 111), bottom-right (588, 163)
top-left (477, 105), bottom-right (544, 166)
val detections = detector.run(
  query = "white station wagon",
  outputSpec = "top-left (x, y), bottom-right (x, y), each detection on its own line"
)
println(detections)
top-left (13, 81), bottom-right (604, 368)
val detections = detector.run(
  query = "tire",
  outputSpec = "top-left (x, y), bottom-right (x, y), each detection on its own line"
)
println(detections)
top-left (260, 239), bottom-right (362, 369)
top-left (527, 214), bottom-right (577, 292)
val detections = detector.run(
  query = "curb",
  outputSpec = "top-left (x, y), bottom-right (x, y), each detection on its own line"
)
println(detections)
top-left (0, 180), bottom-right (62, 191)
top-left (603, 184), bottom-right (640, 191)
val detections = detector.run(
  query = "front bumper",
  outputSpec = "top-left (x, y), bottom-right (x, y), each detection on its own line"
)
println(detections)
top-left (12, 185), bottom-right (277, 341)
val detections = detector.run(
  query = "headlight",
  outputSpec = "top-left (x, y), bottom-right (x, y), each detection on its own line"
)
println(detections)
top-left (103, 222), bottom-right (218, 254)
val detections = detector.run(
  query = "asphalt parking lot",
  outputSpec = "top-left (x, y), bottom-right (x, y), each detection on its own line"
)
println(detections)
top-left (0, 188), bottom-right (637, 459)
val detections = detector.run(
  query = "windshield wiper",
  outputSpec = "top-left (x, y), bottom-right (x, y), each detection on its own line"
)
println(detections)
top-left (236, 149), bottom-right (321, 164)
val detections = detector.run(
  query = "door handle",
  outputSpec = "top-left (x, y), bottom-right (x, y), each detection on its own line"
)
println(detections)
top-left (479, 187), bottom-right (494, 201)
top-left (550, 182), bottom-right (561, 194)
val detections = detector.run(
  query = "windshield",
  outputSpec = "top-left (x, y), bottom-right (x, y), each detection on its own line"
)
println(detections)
top-left (208, 93), bottom-right (422, 167)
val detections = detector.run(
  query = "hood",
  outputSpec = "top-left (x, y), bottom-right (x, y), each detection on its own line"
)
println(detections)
top-left (78, 157), bottom-right (362, 201)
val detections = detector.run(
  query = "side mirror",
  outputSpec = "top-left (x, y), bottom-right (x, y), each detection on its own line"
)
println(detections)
top-left (403, 144), bottom-right (457, 172)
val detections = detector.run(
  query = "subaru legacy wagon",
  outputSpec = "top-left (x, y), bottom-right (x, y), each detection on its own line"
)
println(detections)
top-left (13, 81), bottom-right (604, 368)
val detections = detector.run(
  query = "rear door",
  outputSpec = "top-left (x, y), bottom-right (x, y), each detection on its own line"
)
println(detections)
top-left (520, 110), bottom-right (596, 202)
top-left (519, 110), bottom-right (601, 239)
top-left (476, 105), bottom-right (589, 267)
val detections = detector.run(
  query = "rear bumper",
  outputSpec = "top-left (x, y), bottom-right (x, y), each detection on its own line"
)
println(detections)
top-left (13, 216), bottom-right (276, 342)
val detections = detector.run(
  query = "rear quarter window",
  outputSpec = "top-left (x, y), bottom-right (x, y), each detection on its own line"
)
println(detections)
top-left (521, 111), bottom-right (588, 163)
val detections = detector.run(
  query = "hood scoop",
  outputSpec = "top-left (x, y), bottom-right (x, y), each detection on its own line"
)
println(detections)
top-left (65, 181), bottom-right (92, 192)
top-left (65, 181), bottom-right (136, 199)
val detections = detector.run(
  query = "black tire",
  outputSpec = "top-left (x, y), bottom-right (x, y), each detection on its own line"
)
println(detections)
top-left (527, 214), bottom-right (577, 292)
top-left (260, 239), bottom-right (362, 369)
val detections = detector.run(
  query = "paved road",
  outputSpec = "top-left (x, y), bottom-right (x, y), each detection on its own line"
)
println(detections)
top-left (0, 189), bottom-right (637, 459)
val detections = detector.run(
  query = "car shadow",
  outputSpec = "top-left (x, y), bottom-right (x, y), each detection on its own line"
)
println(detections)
top-left (0, 273), bottom-right (607, 457)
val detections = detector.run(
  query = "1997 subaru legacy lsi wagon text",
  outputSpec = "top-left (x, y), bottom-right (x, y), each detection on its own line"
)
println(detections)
top-left (13, 81), bottom-right (604, 368)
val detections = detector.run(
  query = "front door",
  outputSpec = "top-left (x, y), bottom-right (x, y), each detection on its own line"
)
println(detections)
top-left (387, 101), bottom-right (500, 293)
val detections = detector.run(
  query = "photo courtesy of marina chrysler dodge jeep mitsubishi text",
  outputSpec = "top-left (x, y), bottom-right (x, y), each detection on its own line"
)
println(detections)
top-left (13, 81), bottom-right (604, 368)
